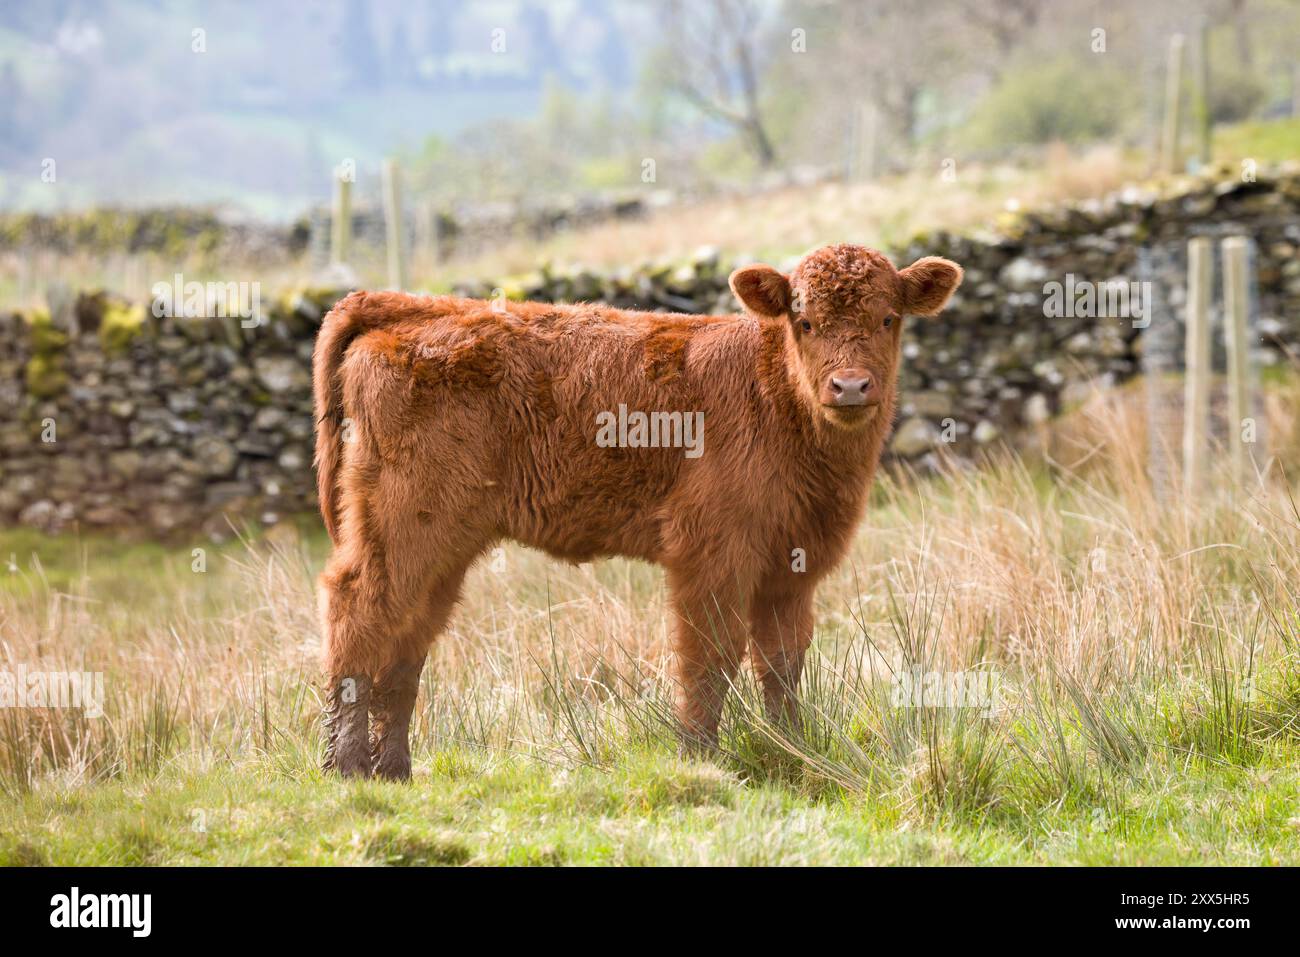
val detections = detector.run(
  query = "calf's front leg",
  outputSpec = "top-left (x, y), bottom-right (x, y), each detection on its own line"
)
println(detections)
top-left (748, 586), bottom-right (814, 728)
top-left (668, 574), bottom-right (749, 754)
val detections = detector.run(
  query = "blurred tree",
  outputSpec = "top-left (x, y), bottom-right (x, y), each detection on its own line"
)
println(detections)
top-left (651, 0), bottom-right (777, 168)
top-left (1208, 67), bottom-right (1268, 122)
top-left (804, 0), bottom-right (966, 161)
top-left (959, 56), bottom-right (1134, 150)
top-left (957, 0), bottom-right (1046, 70)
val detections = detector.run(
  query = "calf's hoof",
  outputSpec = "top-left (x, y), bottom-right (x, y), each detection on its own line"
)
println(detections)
top-left (371, 748), bottom-right (412, 782)
top-left (327, 748), bottom-right (373, 779)
top-left (676, 727), bottom-right (721, 760)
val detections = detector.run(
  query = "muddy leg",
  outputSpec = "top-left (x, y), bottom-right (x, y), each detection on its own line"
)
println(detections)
top-left (323, 673), bottom-right (373, 777)
top-left (369, 657), bottom-right (425, 780)
top-left (318, 544), bottom-right (394, 780)
top-left (367, 567), bottom-right (470, 780)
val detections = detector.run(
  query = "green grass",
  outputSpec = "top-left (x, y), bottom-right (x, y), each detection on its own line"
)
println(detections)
top-left (1213, 116), bottom-right (1300, 166)
top-left (1, 735), bottom-right (1295, 866)
top-left (1, 526), bottom-right (191, 597)
top-left (0, 517), bottom-right (328, 603)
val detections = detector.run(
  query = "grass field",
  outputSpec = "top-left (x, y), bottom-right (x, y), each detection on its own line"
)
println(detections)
top-left (1, 386), bottom-right (1298, 865)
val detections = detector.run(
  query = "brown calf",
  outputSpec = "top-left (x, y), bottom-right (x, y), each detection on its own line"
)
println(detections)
top-left (313, 243), bottom-right (962, 778)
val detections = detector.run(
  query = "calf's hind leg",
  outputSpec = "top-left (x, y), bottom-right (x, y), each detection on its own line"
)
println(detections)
top-left (320, 554), bottom-right (393, 778)
top-left (368, 655), bottom-right (425, 781)
top-left (323, 669), bottom-right (372, 778)
top-left (319, 495), bottom-right (474, 778)
top-left (369, 567), bottom-right (470, 780)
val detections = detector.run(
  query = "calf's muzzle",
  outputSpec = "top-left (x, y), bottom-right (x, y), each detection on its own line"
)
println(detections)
top-left (829, 371), bottom-right (877, 407)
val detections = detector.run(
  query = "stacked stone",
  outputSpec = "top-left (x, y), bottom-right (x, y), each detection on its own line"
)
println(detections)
top-left (2, 168), bottom-right (1298, 536)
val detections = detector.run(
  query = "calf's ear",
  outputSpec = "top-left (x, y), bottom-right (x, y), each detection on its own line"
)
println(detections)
top-left (729, 265), bottom-right (792, 319)
top-left (899, 257), bottom-right (963, 316)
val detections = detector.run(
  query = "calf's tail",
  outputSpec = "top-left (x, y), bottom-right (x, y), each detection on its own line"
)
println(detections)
top-left (313, 290), bottom-right (378, 543)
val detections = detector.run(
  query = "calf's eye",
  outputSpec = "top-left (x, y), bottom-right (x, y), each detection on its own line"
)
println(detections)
top-left (801, 320), bottom-right (812, 333)
top-left (883, 315), bottom-right (894, 327)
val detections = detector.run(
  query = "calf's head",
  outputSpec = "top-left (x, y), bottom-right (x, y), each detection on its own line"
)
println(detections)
top-left (730, 244), bottom-right (962, 428)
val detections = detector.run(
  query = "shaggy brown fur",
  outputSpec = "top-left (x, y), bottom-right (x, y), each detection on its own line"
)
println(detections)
top-left (313, 243), bottom-right (962, 778)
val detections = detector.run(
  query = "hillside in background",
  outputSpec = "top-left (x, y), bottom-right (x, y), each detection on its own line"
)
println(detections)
top-left (0, 0), bottom-right (645, 218)
top-left (2, 0), bottom-right (1298, 224)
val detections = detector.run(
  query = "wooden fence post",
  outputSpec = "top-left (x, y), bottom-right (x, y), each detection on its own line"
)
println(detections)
top-left (433, 206), bottom-right (446, 264)
top-left (382, 158), bottom-right (407, 290)
top-left (17, 250), bottom-right (30, 306)
top-left (1183, 236), bottom-right (1212, 499)
top-left (331, 168), bottom-right (352, 267)
top-left (844, 106), bottom-right (859, 182)
top-left (1193, 18), bottom-right (1212, 168)
top-left (1161, 34), bottom-right (1186, 174)
top-left (45, 281), bottom-right (75, 340)
top-left (1222, 236), bottom-right (1252, 487)
top-left (859, 103), bottom-right (877, 181)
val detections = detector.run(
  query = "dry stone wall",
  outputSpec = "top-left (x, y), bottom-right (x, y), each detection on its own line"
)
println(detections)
top-left (2, 169), bottom-right (1298, 538)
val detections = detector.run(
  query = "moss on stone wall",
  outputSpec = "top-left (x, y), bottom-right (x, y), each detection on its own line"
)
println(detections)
top-left (0, 209), bottom-right (225, 257)
top-left (23, 310), bottom-right (69, 399)
top-left (99, 301), bottom-right (148, 354)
